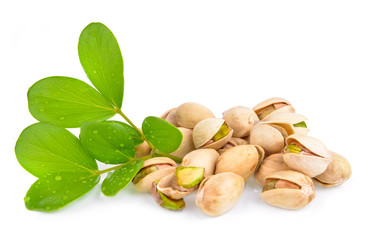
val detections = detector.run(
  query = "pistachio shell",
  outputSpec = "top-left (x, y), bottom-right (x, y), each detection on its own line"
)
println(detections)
top-left (160, 108), bottom-right (179, 127)
top-left (133, 157), bottom-right (177, 192)
top-left (215, 145), bottom-right (260, 182)
top-left (222, 106), bottom-right (259, 137)
top-left (176, 102), bottom-right (215, 128)
top-left (181, 149), bottom-right (220, 178)
top-left (196, 172), bottom-right (244, 216)
top-left (135, 140), bottom-right (152, 158)
top-left (151, 181), bottom-right (185, 211)
top-left (254, 153), bottom-right (291, 186)
top-left (157, 173), bottom-right (194, 200)
top-left (263, 112), bottom-right (307, 124)
top-left (249, 124), bottom-right (284, 155)
top-left (217, 137), bottom-right (249, 154)
top-left (260, 170), bottom-right (315, 210)
top-left (193, 118), bottom-right (233, 150)
top-left (253, 97), bottom-right (295, 120)
top-left (285, 134), bottom-right (331, 159)
top-left (170, 127), bottom-right (195, 158)
top-left (314, 151), bottom-right (352, 187)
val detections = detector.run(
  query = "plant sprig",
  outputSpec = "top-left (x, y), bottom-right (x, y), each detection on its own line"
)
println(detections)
top-left (15, 22), bottom-right (183, 212)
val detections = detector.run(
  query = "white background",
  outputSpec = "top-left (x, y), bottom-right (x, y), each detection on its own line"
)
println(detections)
top-left (1, 1), bottom-right (369, 239)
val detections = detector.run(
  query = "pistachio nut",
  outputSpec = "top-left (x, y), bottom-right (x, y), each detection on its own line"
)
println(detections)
top-left (314, 151), bottom-right (352, 187)
top-left (283, 134), bottom-right (332, 177)
top-left (151, 180), bottom-right (185, 211)
top-left (261, 170), bottom-right (316, 209)
top-left (264, 112), bottom-right (309, 135)
top-left (253, 97), bottom-right (295, 120)
top-left (193, 118), bottom-right (233, 150)
top-left (176, 102), bottom-right (215, 128)
top-left (135, 140), bottom-right (152, 158)
top-left (157, 171), bottom-right (199, 200)
top-left (160, 108), bottom-right (179, 127)
top-left (222, 106), bottom-right (259, 137)
top-left (133, 157), bottom-right (177, 192)
top-left (170, 127), bottom-right (195, 158)
top-left (254, 153), bottom-right (291, 186)
top-left (215, 145), bottom-right (262, 182)
top-left (196, 172), bottom-right (244, 216)
top-left (173, 166), bottom-right (205, 190)
top-left (217, 137), bottom-right (249, 155)
top-left (249, 121), bottom-right (295, 155)
top-left (181, 149), bottom-right (219, 178)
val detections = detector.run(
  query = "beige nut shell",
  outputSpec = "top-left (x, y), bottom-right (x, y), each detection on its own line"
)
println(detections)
top-left (215, 145), bottom-right (260, 182)
top-left (156, 172), bottom-right (194, 200)
top-left (176, 102), bottom-right (215, 128)
top-left (196, 172), bottom-right (244, 216)
top-left (254, 153), bottom-right (291, 186)
top-left (253, 97), bottom-right (295, 120)
top-left (181, 149), bottom-right (220, 178)
top-left (160, 108), bottom-right (179, 127)
top-left (222, 106), bottom-right (259, 137)
top-left (193, 118), bottom-right (233, 149)
top-left (133, 157), bottom-right (177, 192)
top-left (170, 127), bottom-right (195, 158)
top-left (260, 170), bottom-right (315, 210)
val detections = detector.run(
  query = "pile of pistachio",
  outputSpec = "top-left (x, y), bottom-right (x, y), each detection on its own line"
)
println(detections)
top-left (131, 98), bottom-right (352, 216)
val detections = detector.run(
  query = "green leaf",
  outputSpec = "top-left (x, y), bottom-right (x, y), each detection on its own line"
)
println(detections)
top-left (101, 160), bottom-right (144, 197)
top-left (78, 22), bottom-right (124, 109)
top-left (27, 76), bottom-right (116, 128)
top-left (80, 121), bottom-right (139, 164)
top-left (24, 172), bottom-right (100, 212)
top-left (114, 121), bottom-right (144, 146)
top-left (15, 123), bottom-right (98, 178)
top-left (142, 116), bottom-right (183, 153)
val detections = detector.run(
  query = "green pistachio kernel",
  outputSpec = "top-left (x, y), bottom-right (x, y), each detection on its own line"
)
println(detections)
top-left (212, 123), bottom-right (230, 142)
top-left (158, 191), bottom-right (185, 211)
top-left (293, 121), bottom-right (307, 128)
top-left (176, 166), bottom-right (205, 188)
top-left (262, 179), bottom-right (278, 192)
top-left (132, 165), bottom-right (158, 184)
top-left (285, 144), bottom-right (302, 154)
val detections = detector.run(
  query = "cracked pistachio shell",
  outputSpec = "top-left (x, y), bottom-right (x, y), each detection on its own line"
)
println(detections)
top-left (181, 149), bottom-right (219, 178)
top-left (215, 145), bottom-right (261, 182)
top-left (253, 97), bottom-right (295, 120)
top-left (264, 112), bottom-right (309, 135)
top-left (314, 151), bottom-right (352, 187)
top-left (170, 127), bottom-right (195, 158)
top-left (249, 121), bottom-right (295, 155)
top-left (217, 137), bottom-right (249, 154)
top-left (261, 170), bottom-right (315, 210)
top-left (222, 106), bottom-right (259, 137)
top-left (133, 157), bottom-right (177, 192)
top-left (193, 118), bottom-right (233, 149)
top-left (283, 134), bottom-right (332, 177)
top-left (196, 172), bottom-right (244, 216)
top-left (254, 153), bottom-right (291, 186)
top-left (157, 172), bottom-right (194, 200)
top-left (176, 102), bottom-right (215, 128)
top-left (160, 108), bottom-right (179, 127)
top-left (151, 181), bottom-right (185, 211)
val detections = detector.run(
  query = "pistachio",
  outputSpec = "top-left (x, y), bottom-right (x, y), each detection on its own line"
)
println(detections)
top-left (283, 134), bottom-right (332, 177)
top-left (181, 149), bottom-right (219, 178)
top-left (314, 151), bottom-right (352, 187)
top-left (254, 153), bottom-right (291, 186)
top-left (175, 166), bottom-right (204, 189)
top-left (215, 145), bottom-right (261, 182)
top-left (196, 172), bottom-right (244, 216)
top-left (160, 108), bottom-right (179, 127)
top-left (260, 170), bottom-right (316, 209)
top-left (170, 127), bottom-right (195, 158)
top-left (264, 112), bottom-right (309, 135)
top-left (176, 102), bottom-right (215, 128)
top-left (253, 97), bottom-right (295, 120)
top-left (217, 137), bottom-right (249, 154)
top-left (133, 157), bottom-right (177, 192)
top-left (135, 140), bottom-right (152, 158)
top-left (222, 106), bottom-right (259, 137)
top-left (193, 118), bottom-right (233, 150)
top-left (151, 181), bottom-right (185, 211)
top-left (157, 172), bottom-right (194, 200)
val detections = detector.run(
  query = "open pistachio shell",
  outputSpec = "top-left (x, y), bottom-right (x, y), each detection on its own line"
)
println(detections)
top-left (264, 112), bottom-right (309, 135)
top-left (196, 172), bottom-right (244, 216)
top-left (151, 181), bottom-right (185, 211)
top-left (170, 127), bottom-right (195, 158)
top-left (193, 118), bottom-right (233, 150)
top-left (217, 137), bottom-right (249, 154)
top-left (254, 153), bottom-right (291, 186)
top-left (176, 102), bottom-right (215, 128)
top-left (157, 173), bottom-right (194, 200)
top-left (260, 170), bottom-right (315, 210)
top-left (314, 151), bottom-right (352, 187)
top-left (222, 106), bottom-right (259, 137)
top-left (181, 149), bottom-right (220, 178)
top-left (160, 108), bottom-right (179, 127)
top-left (283, 134), bottom-right (332, 177)
top-left (215, 145), bottom-right (260, 182)
top-left (133, 157), bottom-right (177, 192)
top-left (253, 97), bottom-right (295, 120)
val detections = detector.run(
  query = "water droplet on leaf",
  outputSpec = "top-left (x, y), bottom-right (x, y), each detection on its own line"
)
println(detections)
top-left (55, 175), bottom-right (62, 181)
top-left (93, 130), bottom-right (98, 134)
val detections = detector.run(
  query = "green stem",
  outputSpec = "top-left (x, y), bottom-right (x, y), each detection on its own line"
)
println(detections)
top-left (96, 155), bottom-right (153, 175)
